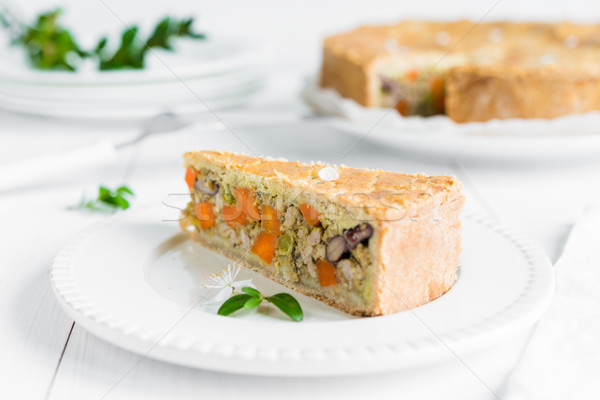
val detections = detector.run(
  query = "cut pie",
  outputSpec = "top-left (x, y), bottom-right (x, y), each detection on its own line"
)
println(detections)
top-left (320, 20), bottom-right (600, 122)
top-left (180, 151), bottom-right (464, 316)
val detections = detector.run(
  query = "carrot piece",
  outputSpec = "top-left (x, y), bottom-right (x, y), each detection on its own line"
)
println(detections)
top-left (233, 187), bottom-right (261, 221)
top-left (431, 78), bottom-right (445, 114)
top-left (195, 201), bottom-right (216, 229)
top-left (185, 167), bottom-right (197, 192)
top-left (316, 259), bottom-right (337, 287)
top-left (299, 203), bottom-right (320, 226)
top-left (395, 100), bottom-right (409, 116)
top-left (261, 204), bottom-right (281, 235)
top-left (405, 69), bottom-right (419, 82)
top-left (222, 205), bottom-right (249, 228)
top-left (251, 231), bottom-right (277, 264)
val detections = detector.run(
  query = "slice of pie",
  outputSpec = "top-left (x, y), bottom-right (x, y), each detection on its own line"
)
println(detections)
top-left (180, 151), bottom-right (464, 316)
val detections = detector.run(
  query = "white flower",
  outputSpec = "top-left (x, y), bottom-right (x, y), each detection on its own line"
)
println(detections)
top-left (203, 262), bottom-right (254, 304)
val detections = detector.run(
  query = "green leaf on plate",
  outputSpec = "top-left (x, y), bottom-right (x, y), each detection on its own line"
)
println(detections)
top-left (241, 287), bottom-right (262, 299)
top-left (243, 296), bottom-right (263, 310)
top-left (266, 293), bottom-right (304, 322)
top-left (217, 294), bottom-right (253, 316)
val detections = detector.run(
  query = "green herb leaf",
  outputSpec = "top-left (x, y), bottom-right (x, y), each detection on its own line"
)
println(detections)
top-left (217, 294), bottom-right (253, 316)
top-left (266, 293), bottom-right (304, 322)
top-left (98, 186), bottom-right (111, 201)
top-left (218, 287), bottom-right (304, 322)
top-left (145, 17), bottom-right (173, 50)
top-left (2, 9), bottom-right (205, 72)
top-left (69, 184), bottom-right (134, 213)
top-left (94, 37), bottom-right (108, 54)
top-left (243, 296), bottom-right (263, 310)
top-left (12, 9), bottom-right (86, 71)
top-left (99, 26), bottom-right (143, 70)
top-left (116, 186), bottom-right (134, 196)
top-left (241, 287), bottom-right (262, 298)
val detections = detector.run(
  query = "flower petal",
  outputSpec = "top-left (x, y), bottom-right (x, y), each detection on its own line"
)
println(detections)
top-left (203, 286), bottom-right (233, 304)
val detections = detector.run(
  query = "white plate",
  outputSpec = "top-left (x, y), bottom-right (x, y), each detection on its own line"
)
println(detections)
top-left (303, 78), bottom-right (600, 162)
top-left (0, 77), bottom-right (266, 110)
top-left (0, 78), bottom-right (266, 120)
top-left (0, 90), bottom-right (263, 120)
top-left (0, 34), bottom-right (271, 120)
top-left (0, 66), bottom-right (267, 102)
top-left (51, 205), bottom-right (554, 376)
top-left (332, 119), bottom-right (600, 163)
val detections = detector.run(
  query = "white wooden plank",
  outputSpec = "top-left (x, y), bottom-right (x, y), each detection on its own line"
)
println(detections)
top-left (0, 126), bottom-right (137, 398)
top-left (0, 189), bottom-right (105, 399)
top-left (49, 324), bottom-right (529, 400)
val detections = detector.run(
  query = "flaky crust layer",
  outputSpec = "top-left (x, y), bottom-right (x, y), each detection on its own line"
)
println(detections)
top-left (183, 151), bottom-right (461, 221)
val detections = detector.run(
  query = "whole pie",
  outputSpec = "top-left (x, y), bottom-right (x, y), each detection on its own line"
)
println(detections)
top-left (320, 20), bottom-right (600, 122)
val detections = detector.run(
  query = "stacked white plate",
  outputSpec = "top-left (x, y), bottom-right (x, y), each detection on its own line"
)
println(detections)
top-left (0, 35), bottom-right (271, 120)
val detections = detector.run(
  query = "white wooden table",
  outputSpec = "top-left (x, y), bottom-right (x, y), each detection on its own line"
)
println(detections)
top-left (3, 1), bottom-right (600, 397)
top-left (2, 74), bottom-right (599, 399)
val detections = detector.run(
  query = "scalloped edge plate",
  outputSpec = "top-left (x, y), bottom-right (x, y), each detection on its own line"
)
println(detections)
top-left (302, 77), bottom-right (600, 162)
top-left (50, 204), bottom-right (554, 376)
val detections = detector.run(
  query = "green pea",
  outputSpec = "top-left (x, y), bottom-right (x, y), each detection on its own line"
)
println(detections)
top-left (278, 233), bottom-right (294, 256)
top-left (223, 184), bottom-right (235, 205)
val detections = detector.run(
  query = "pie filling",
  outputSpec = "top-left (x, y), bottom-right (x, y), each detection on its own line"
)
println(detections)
top-left (183, 167), bottom-right (376, 309)
top-left (379, 69), bottom-right (446, 116)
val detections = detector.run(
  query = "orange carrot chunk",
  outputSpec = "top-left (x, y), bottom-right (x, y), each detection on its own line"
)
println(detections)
top-left (251, 231), bottom-right (277, 264)
top-left (261, 204), bottom-right (281, 235)
top-left (185, 167), bottom-right (197, 192)
top-left (195, 201), bottom-right (216, 229)
top-left (222, 205), bottom-right (249, 228)
top-left (299, 203), bottom-right (320, 226)
top-left (233, 187), bottom-right (261, 221)
top-left (316, 259), bottom-right (337, 287)
top-left (405, 69), bottom-right (419, 82)
top-left (431, 78), bottom-right (445, 114)
top-left (395, 100), bottom-right (409, 116)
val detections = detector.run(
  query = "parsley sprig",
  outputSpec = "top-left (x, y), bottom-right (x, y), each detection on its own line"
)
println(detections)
top-left (13, 9), bottom-right (87, 71)
top-left (1, 8), bottom-right (205, 71)
top-left (69, 185), bottom-right (134, 213)
top-left (218, 287), bottom-right (304, 322)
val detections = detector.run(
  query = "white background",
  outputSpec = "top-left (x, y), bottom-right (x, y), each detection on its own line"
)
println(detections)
top-left (2, 0), bottom-right (600, 399)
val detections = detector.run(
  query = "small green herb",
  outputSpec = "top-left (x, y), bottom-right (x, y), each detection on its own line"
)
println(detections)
top-left (241, 287), bottom-right (262, 298)
top-left (265, 293), bottom-right (303, 322)
top-left (13, 9), bottom-right (87, 71)
top-left (243, 296), bottom-right (262, 310)
top-left (217, 287), bottom-right (304, 322)
top-left (1, 9), bottom-right (205, 71)
top-left (69, 185), bottom-right (134, 213)
top-left (217, 294), bottom-right (253, 316)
